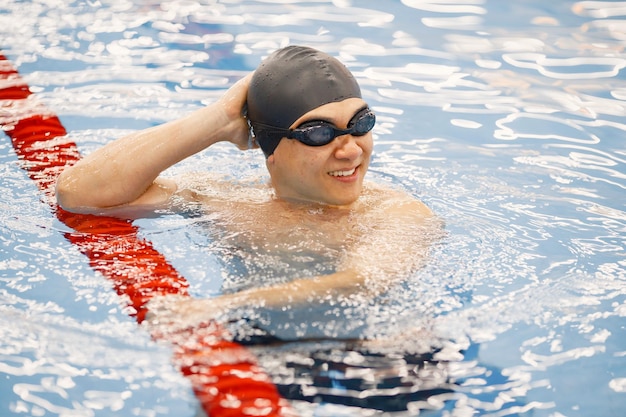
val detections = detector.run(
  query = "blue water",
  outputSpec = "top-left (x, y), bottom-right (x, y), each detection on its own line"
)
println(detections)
top-left (1, 0), bottom-right (625, 416)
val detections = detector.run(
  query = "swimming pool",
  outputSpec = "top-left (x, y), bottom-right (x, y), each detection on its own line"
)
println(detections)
top-left (1, 0), bottom-right (625, 416)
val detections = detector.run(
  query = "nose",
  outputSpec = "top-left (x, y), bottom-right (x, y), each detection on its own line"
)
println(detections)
top-left (333, 134), bottom-right (363, 160)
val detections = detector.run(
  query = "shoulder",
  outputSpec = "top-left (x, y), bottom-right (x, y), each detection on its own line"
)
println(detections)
top-left (361, 181), bottom-right (433, 218)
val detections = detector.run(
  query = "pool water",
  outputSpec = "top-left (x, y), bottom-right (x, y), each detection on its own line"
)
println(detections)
top-left (1, 0), bottom-right (625, 416)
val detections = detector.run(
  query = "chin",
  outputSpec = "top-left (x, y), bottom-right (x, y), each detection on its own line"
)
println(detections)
top-left (323, 191), bottom-right (361, 207)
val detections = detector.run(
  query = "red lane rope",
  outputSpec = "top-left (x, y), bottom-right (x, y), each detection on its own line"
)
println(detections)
top-left (1, 54), bottom-right (292, 417)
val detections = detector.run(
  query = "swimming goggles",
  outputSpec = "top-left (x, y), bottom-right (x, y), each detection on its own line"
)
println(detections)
top-left (252, 107), bottom-right (376, 147)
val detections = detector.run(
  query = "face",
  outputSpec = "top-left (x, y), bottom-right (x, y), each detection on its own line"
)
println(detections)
top-left (266, 97), bottom-right (373, 207)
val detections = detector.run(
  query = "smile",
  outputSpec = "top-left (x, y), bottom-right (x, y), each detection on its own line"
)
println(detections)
top-left (328, 167), bottom-right (356, 177)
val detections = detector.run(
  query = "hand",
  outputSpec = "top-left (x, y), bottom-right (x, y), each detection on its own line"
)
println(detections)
top-left (217, 73), bottom-right (258, 151)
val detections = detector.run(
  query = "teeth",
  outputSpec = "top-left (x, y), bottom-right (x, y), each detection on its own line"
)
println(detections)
top-left (329, 168), bottom-right (356, 177)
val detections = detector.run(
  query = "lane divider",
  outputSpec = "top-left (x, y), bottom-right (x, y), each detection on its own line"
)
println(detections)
top-left (0, 54), bottom-right (293, 417)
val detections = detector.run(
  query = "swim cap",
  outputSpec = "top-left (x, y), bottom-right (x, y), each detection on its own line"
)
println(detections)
top-left (247, 45), bottom-right (362, 156)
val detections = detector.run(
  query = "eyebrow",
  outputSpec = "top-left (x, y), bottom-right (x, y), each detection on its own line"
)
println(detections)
top-left (296, 105), bottom-right (369, 128)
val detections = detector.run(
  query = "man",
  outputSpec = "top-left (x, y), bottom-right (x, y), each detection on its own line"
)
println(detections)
top-left (56, 46), bottom-right (439, 336)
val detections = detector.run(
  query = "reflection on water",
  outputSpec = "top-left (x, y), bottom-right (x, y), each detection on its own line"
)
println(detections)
top-left (256, 343), bottom-right (453, 416)
top-left (1, 0), bottom-right (625, 416)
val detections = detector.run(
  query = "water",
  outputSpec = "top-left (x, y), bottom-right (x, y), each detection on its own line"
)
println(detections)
top-left (1, 0), bottom-right (625, 416)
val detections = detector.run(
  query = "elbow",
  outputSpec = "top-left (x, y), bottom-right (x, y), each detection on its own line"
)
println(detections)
top-left (55, 166), bottom-right (86, 212)
top-left (54, 168), bottom-right (78, 211)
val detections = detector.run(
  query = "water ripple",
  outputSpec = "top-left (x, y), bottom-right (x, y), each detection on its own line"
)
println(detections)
top-left (573, 1), bottom-right (626, 19)
top-left (502, 53), bottom-right (626, 79)
top-left (495, 113), bottom-right (601, 143)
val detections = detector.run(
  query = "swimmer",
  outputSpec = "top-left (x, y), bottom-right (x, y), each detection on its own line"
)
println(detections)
top-left (56, 46), bottom-right (440, 330)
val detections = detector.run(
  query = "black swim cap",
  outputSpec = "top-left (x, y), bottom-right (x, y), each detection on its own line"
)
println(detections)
top-left (247, 45), bottom-right (362, 156)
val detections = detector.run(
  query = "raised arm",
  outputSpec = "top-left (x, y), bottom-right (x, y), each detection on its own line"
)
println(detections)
top-left (56, 73), bottom-right (253, 212)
